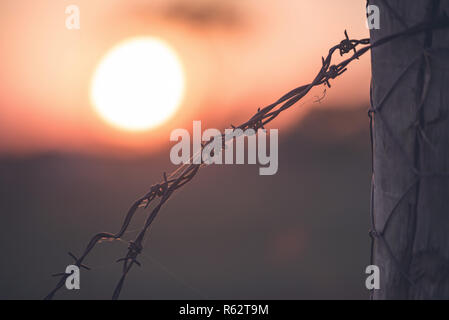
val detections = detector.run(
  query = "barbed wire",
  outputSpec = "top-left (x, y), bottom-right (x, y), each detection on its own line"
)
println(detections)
top-left (45, 15), bottom-right (449, 300)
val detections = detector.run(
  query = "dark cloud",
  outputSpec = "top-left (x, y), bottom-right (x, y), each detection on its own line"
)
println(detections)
top-left (163, 1), bottom-right (242, 28)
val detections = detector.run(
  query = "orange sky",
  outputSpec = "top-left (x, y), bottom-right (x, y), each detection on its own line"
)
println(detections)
top-left (0, 0), bottom-right (370, 155)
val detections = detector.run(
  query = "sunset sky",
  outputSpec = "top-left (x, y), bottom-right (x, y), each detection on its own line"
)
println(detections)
top-left (0, 1), bottom-right (374, 299)
top-left (0, 0), bottom-right (370, 155)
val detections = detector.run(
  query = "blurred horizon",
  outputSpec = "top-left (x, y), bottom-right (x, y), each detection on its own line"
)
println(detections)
top-left (0, 105), bottom-right (372, 299)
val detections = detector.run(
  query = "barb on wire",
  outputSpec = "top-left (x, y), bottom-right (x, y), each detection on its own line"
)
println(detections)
top-left (45, 16), bottom-right (449, 300)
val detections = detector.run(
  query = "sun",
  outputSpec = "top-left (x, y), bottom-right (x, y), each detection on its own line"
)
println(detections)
top-left (90, 37), bottom-right (185, 131)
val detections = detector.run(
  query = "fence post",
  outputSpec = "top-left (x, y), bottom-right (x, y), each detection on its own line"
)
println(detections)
top-left (369, 0), bottom-right (449, 299)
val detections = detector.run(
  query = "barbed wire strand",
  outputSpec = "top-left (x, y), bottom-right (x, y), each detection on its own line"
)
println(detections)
top-left (45, 16), bottom-right (449, 300)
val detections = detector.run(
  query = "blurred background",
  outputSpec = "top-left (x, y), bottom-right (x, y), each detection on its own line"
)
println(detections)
top-left (0, 0), bottom-right (372, 299)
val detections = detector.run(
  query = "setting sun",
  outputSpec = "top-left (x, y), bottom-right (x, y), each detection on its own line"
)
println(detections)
top-left (90, 37), bottom-right (185, 131)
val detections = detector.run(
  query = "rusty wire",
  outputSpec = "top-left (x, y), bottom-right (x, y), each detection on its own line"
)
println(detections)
top-left (45, 15), bottom-right (449, 300)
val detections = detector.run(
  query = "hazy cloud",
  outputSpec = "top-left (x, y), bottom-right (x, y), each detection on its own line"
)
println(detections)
top-left (163, 1), bottom-right (242, 28)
